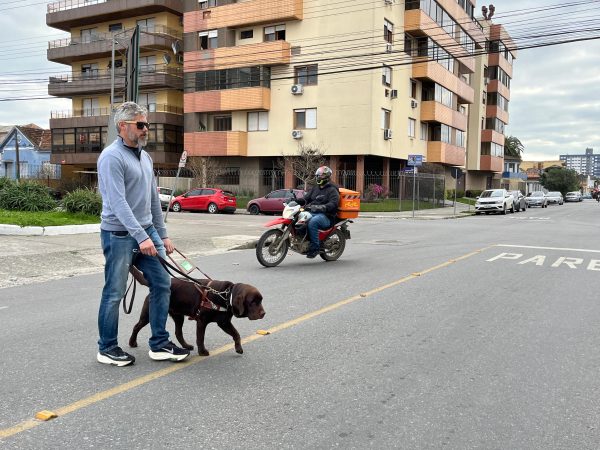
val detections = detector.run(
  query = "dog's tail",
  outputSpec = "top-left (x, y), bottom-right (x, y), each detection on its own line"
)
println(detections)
top-left (130, 265), bottom-right (149, 286)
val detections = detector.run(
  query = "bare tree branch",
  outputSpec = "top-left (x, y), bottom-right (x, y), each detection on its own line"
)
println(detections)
top-left (278, 143), bottom-right (327, 190)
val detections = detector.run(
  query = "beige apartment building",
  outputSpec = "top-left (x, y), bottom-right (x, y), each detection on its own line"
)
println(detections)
top-left (182, 0), bottom-right (493, 196)
top-left (466, 21), bottom-right (516, 191)
top-left (46, 0), bottom-right (185, 183)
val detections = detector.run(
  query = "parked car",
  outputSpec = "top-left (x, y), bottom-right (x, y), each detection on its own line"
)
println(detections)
top-left (582, 193), bottom-right (592, 199)
top-left (565, 191), bottom-right (583, 202)
top-left (546, 191), bottom-right (564, 205)
top-left (526, 191), bottom-right (548, 208)
top-left (510, 190), bottom-right (527, 212)
top-left (157, 186), bottom-right (173, 210)
top-left (474, 188), bottom-right (514, 215)
top-left (246, 189), bottom-right (305, 215)
top-left (170, 188), bottom-right (237, 214)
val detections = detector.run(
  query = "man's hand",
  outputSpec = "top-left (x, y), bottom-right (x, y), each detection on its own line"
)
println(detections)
top-left (139, 238), bottom-right (157, 256)
top-left (163, 237), bottom-right (174, 255)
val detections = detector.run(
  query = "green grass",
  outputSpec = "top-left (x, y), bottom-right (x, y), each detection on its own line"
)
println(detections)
top-left (360, 199), bottom-right (441, 212)
top-left (0, 209), bottom-right (100, 227)
top-left (456, 197), bottom-right (476, 206)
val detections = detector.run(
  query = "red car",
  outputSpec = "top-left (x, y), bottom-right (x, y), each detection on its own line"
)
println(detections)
top-left (170, 188), bottom-right (237, 214)
top-left (246, 189), bottom-right (305, 215)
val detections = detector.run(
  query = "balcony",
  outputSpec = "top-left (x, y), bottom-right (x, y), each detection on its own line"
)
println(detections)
top-left (486, 79), bottom-right (511, 100)
top-left (488, 53), bottom-right (513, 79)
top-left (184, 87), bottom-right (271, 113)
top-left (184, 0), bottom-right (303, 32)
top-left (481, 129), bottom-right (505, 146)
top-left (185, 41), bottom-right (291, 72)
top-left (480, 155), bottom-right (503, 172)
top-left (412, 61), bottom-right (474, 104)
top-left (47, 0), bottom-right (183, 32)
top-left (49, 104), bottom-right (183, 128)
top-left (420, 101), bottom-right (467, 131)
top-left (48, 65), bottom-right (183, 97)
top-left (404, 9), bottom-right (475, 73)
top-left (485, 105), bottom-right (509, 124)
top-left (184, 131), bottom-right (248, 156)
top-left (426, 141), bottom-right (465, 166)
top-left (48, 25), bottom-right (182, 64)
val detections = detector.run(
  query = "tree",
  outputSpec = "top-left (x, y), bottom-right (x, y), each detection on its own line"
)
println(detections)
top-left (540, 167), bottom-right (580, 195)
top-left (504, 135), bottom-right (525, 159)
top-left (187, 156), bottom-right (219, 188)
top-left (278, 143), bottom-right (326, 190)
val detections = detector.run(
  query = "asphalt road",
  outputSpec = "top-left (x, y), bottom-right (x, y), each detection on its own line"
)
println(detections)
top-left (2, 200), bottom-right (600, 449)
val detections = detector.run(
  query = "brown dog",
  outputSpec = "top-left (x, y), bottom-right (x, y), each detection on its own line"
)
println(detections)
top-left (128, 267), bottom-right (265, 356)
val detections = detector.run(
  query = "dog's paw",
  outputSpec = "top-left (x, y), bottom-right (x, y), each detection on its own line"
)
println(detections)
top-left (235, 343), bottom-right (243, 354)
top-left (198, 349), bottom-right (209, 356)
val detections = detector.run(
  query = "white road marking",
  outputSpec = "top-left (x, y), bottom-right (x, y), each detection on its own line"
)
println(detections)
top-left (0, 306), bottom-right (8, 310)
top-left (497, 244), bottom-right (600, 254)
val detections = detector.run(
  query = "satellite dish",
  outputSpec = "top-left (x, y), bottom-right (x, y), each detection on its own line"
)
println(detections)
top-left (162, 54), bottom-right (171, 64)
top-left (171, 40), bottom-right (181, 55)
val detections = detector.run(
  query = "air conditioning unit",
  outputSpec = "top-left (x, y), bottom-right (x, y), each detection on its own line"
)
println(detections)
top-left (484, 77), bottom-right (489, 85)
top-left (410, 99), bottom-right (418, 108)
top-left (390, 89), bottom-right (398, 99)
top-left (384, 0), bottom-right (393, 4)
top-left (291, 84), bottom-right (304, 95)
top-left (176, 54), bottom-right (184, 64)
top-left (384, 129), bottom-right (392, 140)
top-left (292, 130), bottom-right (303, 139)
top-left (386, 43), bottom-right (393, 53)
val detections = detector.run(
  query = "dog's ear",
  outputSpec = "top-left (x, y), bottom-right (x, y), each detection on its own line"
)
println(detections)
top-left (231, 284), bottom-right (246, 317)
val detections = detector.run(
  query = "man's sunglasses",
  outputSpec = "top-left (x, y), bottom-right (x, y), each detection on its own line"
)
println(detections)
top-left (123, 121), bottom-right (150, 130)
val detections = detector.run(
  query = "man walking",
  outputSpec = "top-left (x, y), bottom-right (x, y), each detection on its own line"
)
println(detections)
top-left (96, 102), bottom-right (189, 366)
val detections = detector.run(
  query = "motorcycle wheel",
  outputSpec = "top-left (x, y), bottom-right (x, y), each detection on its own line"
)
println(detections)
top-left (256, 229), bottom-right (289, 267)
top-left (320, 229), bottom-right (346, 261)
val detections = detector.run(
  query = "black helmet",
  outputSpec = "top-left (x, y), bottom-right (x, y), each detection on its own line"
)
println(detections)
top-left (315, 166), bottom-right (332, 185)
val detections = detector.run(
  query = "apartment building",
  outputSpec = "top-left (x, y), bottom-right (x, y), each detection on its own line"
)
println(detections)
top-left (465, 21), bottom-right (516, 191)
top-left (560, 148), bottom-right (600, 176)
top-left (46, 0), bottom-right (185, 183)
top-left (182, 0), bottom-right (488, 195)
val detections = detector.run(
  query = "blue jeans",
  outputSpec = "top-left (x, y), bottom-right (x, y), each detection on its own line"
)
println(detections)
top-left (98, 226), bottom-right (171, 352)
top-left (307, 213), bottom-right (331, 253)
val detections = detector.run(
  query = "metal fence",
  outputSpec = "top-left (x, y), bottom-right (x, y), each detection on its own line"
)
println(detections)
top-left (0, 163), bottom-right (62, 181)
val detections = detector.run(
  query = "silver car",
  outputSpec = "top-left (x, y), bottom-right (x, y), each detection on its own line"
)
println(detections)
top-left (510, 190), bottom-right (527, 212)
top-left (546, 191), bottom-right (564, 205)
top-left (526, 191), bottom-right (548, 208)
top-left (565, 191), bottom-right (582, 202)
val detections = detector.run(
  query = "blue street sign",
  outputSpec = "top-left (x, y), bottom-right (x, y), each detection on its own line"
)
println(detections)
top-left (407, 154), bottom-right (423, 167)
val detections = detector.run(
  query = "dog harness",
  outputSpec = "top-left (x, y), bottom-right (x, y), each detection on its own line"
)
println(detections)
top-left (190, 281), bottom-right (233, 319)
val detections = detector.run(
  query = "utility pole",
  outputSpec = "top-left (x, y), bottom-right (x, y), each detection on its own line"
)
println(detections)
top-left (15, 130), bottom-right (20, 183)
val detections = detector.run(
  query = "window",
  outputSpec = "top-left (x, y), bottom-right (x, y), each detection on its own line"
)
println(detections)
top-left (108, 23), bottom-right (122, 33)
top-left (81, 63), bottom-right (99, 78)
top-left (199, 0), bottom-right (217, 8)
top-left (408, 118), bottom-right (416, 138)
top-left (80, 28), bottom-right (98, 43)
top-left (420, 122), bottom-right (428, 141)
top-left (410, 79), bottom-right (417, 98)
top-left (381, 109), bottom-right (391, 129)
top-left (382, 65), bottom-right (392, 86)
top-left (82, 98), bottom-right (99, 116)
top-left (199, 30), bottom-right (218, 50)
top-left (264, 24), bottom-right (285, 41)
top-left (138, 93), bottom-right (157, 112)
top-left (240, 29), bottom-right (253, 39)
top-left (295, 64), bottom-right (318, 85)
top-left (384, 19), bottom-right (394, 43)
top-left (136, 18), bottom-right (155, 32)
top-left (139, 55), bottom-right (156, 73)
top-left (248, 111), bottom-right (268, 131)
top-left (214, 115), bottom-right (232, 131)
top-left (194, 66), bottom-right (271, 91)
top-left (294, 108), bottom-right (317, 129)
top-left (404, 33), bottom-right (416, 56)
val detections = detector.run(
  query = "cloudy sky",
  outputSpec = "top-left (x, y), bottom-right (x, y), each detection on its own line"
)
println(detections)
top-left (0, 0), bottom-right (598, 161)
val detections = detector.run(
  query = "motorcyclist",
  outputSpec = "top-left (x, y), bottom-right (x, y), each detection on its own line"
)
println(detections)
top-left (296, 166), bottom-right (340, 258)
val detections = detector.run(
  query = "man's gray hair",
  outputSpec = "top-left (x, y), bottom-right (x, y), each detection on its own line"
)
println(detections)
top-left (113, 102), bottom-right (148, 132)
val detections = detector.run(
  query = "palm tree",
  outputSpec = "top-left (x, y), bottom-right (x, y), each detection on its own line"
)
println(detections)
top-left (504, 136), bottom-right (525, 159)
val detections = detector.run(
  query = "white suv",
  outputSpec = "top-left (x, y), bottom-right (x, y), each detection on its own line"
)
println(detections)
top-left (157, 187), bottom-right (173, 210)
top-left (475, 189), bottom-right (514, 215)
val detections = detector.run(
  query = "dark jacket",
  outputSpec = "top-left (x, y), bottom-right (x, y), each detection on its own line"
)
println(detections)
top-left (298, 182), bottom-right (340, 223)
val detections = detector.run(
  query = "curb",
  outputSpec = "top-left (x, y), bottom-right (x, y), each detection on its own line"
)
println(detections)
top-left (0, 223), bottom-right (100, 236)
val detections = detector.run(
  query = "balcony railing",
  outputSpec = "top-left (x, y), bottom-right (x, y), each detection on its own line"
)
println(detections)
top-left (47, 0), bottom-right (108, 13)
top-left (48, 25), bottom-right (182, 49)
top-left (502, 172), bottom-right (527, 180)
top-left (51, 103), bottom-right (184, 119)
top-left (49, 64), bottom-right (182, 83)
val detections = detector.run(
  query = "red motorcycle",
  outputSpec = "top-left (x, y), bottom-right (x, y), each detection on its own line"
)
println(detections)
top-left (255, 198), bottom-right (352, 267)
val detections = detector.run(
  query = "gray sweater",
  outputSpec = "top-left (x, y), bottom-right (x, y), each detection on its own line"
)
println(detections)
top-left (97, 137), bottom-right (167, 244)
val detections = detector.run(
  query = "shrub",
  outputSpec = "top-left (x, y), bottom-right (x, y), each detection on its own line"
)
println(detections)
top-left (466, 189), bottom-right (483, 198)
top-left (365, 183), bottom-right (389, 201)
top-left (446, 189), bottom-right (465, 199)
top-left (0, 180), bottom-right (57, 211)
top-left (62, 188), bottom-right (102, 216)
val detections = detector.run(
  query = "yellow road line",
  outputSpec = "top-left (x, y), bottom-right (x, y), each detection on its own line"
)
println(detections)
top-left (0, 246), bottom-right (488, 440)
